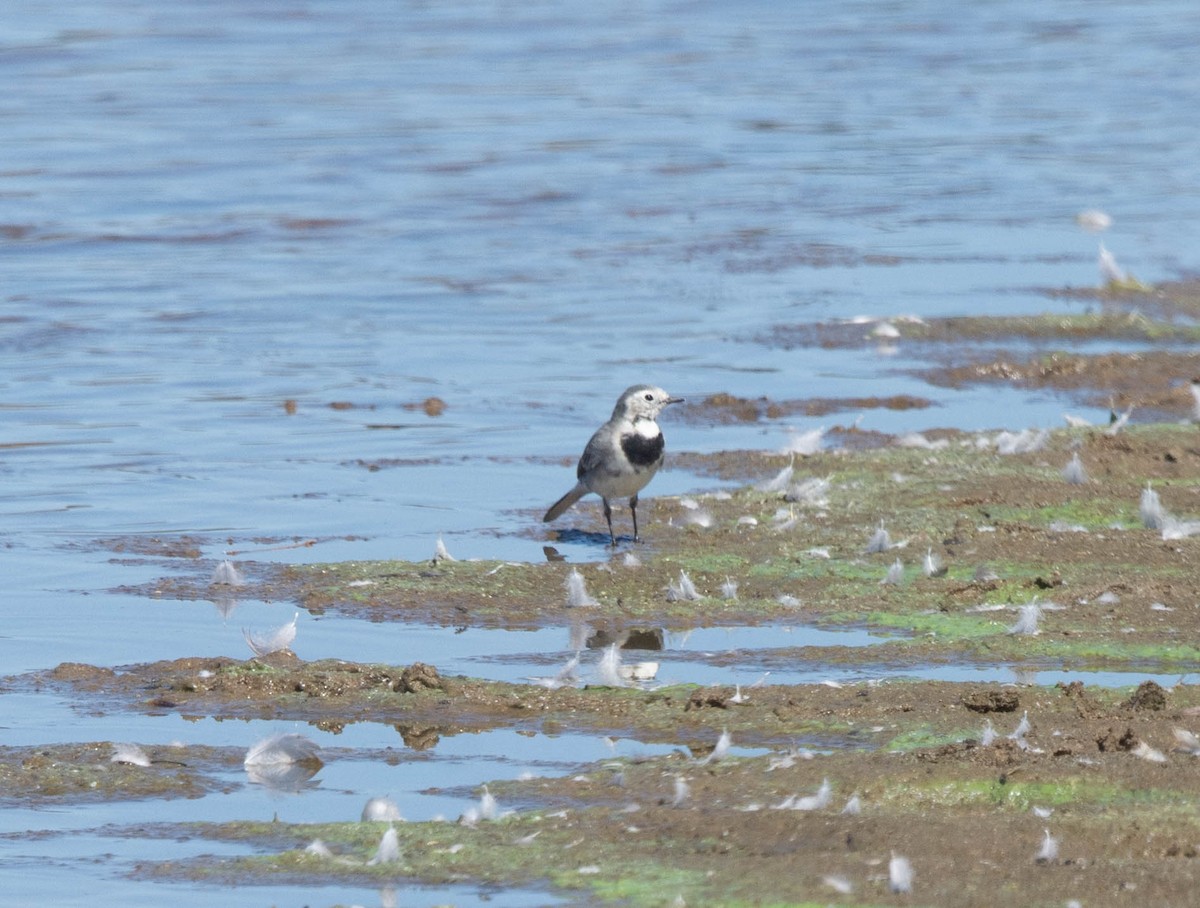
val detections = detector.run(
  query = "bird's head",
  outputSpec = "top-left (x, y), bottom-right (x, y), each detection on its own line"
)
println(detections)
top-left (614, 385), bottom-right (684, 422)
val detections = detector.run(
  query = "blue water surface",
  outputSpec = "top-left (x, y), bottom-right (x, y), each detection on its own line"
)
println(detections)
top-left (3, 1), bottom-right (1199, 903)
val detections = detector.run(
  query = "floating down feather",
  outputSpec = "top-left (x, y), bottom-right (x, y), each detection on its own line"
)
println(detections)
top-left (243, 612), bottom-right (298, 656)
top-left (597, 644), bottom-right (630, 688)
top-left (361, 796), bottom-right (403, 822)
top-left (244, 732), bottom-right (321, 767)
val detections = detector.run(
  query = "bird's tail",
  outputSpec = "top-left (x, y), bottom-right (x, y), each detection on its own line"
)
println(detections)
top-left (543, 483), bottom-right (587, 522)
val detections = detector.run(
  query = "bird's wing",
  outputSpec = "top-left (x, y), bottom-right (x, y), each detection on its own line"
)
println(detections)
top-left (577, 422), bottom-right (617, 478)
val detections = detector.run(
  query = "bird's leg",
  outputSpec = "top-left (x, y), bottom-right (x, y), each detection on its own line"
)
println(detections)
top-left (603, 499), bottom-right (616, 546)
top-left (630, 494), bottom-right (640, 543)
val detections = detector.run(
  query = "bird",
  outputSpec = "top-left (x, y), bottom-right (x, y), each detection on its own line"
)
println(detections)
top-left (543, 384), bottom-right (683, 545)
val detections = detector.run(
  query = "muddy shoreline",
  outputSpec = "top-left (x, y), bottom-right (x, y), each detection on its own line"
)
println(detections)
top-left (12, 283), bottom-right (1200, 905)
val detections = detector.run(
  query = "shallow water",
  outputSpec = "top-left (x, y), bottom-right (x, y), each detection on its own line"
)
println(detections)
top-left (5, 0), bottom-right (1200, 902)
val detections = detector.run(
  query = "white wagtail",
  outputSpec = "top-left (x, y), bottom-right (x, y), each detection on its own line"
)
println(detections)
top-left (543, 384), bottom-right (683, 545)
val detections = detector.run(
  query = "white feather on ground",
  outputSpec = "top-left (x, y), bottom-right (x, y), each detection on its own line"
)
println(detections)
top-left (1008, 711), bottom-right (1031, 747)
top-left (210, 559), bottom-right (245, 586)
top-left (1008, 602), bottom-right (1043, 636)
top-left (1161, 515), bottom-right (1200, 540)
top-left (244, 732), bottom-right (321, 767)
top-left (791, 778), bottom-right (832, 811)
top-left (479, 785), bottom-right (498, 819)
top-left (781, 426), bottom-right (826, 456)
top-left (243, 612), bottom-right (298, 656)
top-left (823, 875), bottom-right (853, 895)
top-left (1173, 727), bottom-right (1200, 755)
top-left (865, 521), bottom-right (891, 553)
top-left (111, 743), bottom-right (151, 767)
top-left (993, 428), bottom-right (1049, 455)
top-left (701, 729), bottom-right (732, 765)
top-left (672, 775), bottom-right (690, 807)
top-left (1061, 452), bottom-right (1088, 484)
top-left (756, 463), bottom-right (794, 493)
top-left (1132, 740), bottom-right (1167, 763)
top-left (1140, 484), bottom-right (1165, 529)
top-left (367, 825), bottom-right (401, 865)
top-left (1035, 828), bottom-right (1059, 863)
top-left (881, 558), bottom-right (904, 585)
top-left (529, 653), bottom-right (581, 689)
top-left (888, 853), bottom-right (914, 893)
top-left (896, 432), bottom-right (948, 450)
top-left (921, 548), bottom-right (938, 577)
top-left (719, 577), bottom-right (739, 600)
top-left (565, 569), bottom-right (599, 607)
top-left (433, 535), bottom-right (455, 562)
top-left (666, 570), bottom-right (701, 601)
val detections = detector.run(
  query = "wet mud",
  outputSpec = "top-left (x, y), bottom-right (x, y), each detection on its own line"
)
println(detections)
top-left (19, 285), bottom-right (1200, 905)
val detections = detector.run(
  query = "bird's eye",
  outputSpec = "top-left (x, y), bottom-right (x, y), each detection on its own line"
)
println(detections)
top-left (644, 393), bottom-right (653, 401)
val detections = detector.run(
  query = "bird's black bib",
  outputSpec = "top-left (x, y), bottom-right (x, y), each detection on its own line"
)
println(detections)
top-left (620, 431), bottom-right (664, 468)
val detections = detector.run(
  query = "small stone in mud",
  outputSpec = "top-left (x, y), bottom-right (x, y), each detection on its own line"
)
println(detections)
top-left (1124, 680), bottom-right (1168, 711)
top-left (50, 663), bottom-right (115, 683)
top-left (962, 689), bottom-right (1019, 713)
top-left (1096, 726), bottom-right (1140, 752)
top-left (685, 687), bottom-right (731, 710)
top-left (397, 662), bottom-right (443, 693)
top-left (401, 396), bottom-right (446, 417)
top-left (1059, 680), bottom-right (1106, 718)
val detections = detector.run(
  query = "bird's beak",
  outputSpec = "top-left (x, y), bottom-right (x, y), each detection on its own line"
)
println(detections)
top-left (668, 396), bottom-right (684, 405)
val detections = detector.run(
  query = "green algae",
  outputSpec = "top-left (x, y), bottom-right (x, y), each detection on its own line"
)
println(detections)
top-left (253, 424), bottom-right (1200, 684)
top-left (0, 742), bottom-right (231, 804)
top-left (49, 420), bottom-right (1200, 904)
top-left (880, 777), bottom-right (1186, 813)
